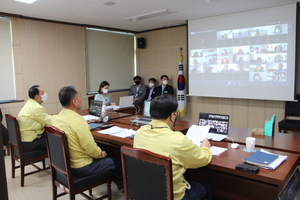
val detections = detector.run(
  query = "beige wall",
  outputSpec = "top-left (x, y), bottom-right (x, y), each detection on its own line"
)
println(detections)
top-left (137, 26), bottom-right (285, 131)
top-left (0, 18), bottom-right (287, 132)
top-left (0, 17), bottom-right (127, 125)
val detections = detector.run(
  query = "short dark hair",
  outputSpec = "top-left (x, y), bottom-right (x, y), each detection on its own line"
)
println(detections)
top-left (58, 85), bottom-right (77, 107)
top-left (98, 81), bottom-right (110, 94)
top-left (28, 85), bottom-right (40, 99)
top-left (148, 78), bottom-right (156, 83)
top-left (150, 94), bottom-right (178, 120)
top-left (133, 75), bottom-right (141, 81)
top-left (160, 75), bottom-right (169, 80)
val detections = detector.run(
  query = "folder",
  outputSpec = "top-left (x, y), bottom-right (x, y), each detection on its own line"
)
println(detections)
top-left (243, 150), bottom-right (279, 168)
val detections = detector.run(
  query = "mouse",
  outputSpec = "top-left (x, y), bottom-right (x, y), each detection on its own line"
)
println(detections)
top-left (231, 143), bottom-right (239, 148)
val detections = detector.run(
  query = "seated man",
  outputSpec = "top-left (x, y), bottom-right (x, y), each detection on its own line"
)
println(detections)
top-left (18, 85), bottom-right (55, 152)
top-left (129, 75), bottom-right (147, 105)
top-left (145, 78), bottom-right (157, 101)
top-left (151, 75), bottom-right (174, 99)
top-left (134, 95), bottom-right (213, 200)
top-left (53, 85), bottom-right (123, 191)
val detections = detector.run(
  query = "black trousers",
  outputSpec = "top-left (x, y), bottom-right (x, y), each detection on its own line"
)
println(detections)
top-left (21, 134), bottom-right (47, 152)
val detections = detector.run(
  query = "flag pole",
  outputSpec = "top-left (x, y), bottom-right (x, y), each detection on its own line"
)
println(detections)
top-left (177, 47), bottom-right (187, 117)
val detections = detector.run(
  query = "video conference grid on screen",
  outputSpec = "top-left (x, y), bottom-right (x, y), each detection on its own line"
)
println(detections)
top-left (199, 113), bottom-right (229, 135)
top-left (189, 23), bottom-right (288, 83)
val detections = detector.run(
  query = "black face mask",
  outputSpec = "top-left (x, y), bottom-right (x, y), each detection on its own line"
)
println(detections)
top-left (135, 81), bottom-right (140, 85)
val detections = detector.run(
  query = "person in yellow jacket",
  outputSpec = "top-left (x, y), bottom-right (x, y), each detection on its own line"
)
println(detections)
top-left (52, 85), bottom-right (123, 191)
top-left (18, 85), bottom-right (55, 152)
top-left (134, 94), bottom-right (213, 200)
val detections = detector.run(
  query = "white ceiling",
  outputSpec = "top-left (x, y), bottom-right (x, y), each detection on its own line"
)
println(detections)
top-left (0, 0), bottom-right (299, 32)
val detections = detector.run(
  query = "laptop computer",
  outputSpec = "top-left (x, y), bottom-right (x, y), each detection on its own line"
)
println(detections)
top-left (198, 112), bottom-right (230, 141)
top-left (82, 100), bottom-right (102, 121)
top-left (130, 100), bottom-right (152, 125)
top-left (113, 96), bottom-right (134, 110)
top-left (278, 166), bottom-right (300, 200)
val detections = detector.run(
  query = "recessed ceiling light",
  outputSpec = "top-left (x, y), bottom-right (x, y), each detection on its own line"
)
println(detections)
top-left (15, 0), bottom-right (37, 3)
top-left (103, 1), bottom-right (116, 6)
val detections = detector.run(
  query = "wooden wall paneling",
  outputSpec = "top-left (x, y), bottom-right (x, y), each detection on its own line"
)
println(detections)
top-left (17, 19), bottom-right (86, 115)
top-left (217, 98), bottom-right (233, 119)
top-left (247, 100), bottom-right (266, 129)
top-left (232, 98), bottom-right (249, 128)
top-left (203, 97), bottom-right (218, 113)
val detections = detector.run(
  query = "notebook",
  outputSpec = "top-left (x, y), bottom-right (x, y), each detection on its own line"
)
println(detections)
top-left (89, 123), bottom-right (114, 130)
top-left (243, 151), bottom-right (279, 168)
top-left (113, 96), bottom-right (134, 110)
top-left (130, 100), bottom-right (152, 125)
top-left (198, 112), bottom-right (230, 141)
top-left (82, 100), bottom-right (102, 121)
top-left (278, 166), bottom-right (300, 200)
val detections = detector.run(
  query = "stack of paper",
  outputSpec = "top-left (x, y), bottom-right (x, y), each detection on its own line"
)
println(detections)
top-left (186, 125), bottom-right (210, 145)
top-left (186, 125), bottom-right (227, 156)
top-left (82, 115), bottom-right (100, 121)
top-left (243, 149), bottom-right (288, 170)
top-left (97, 126), bottom-right (136, 138)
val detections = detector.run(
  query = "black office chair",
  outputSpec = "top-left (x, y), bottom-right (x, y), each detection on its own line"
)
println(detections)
top-left (45, 126), bottom-right (112, 200)
top-left (5, 114), bottom-right (49, 187)
top-left (120, 146), bottom-right (173, 200)
top-left (278, 101), bottom-right (300, 133)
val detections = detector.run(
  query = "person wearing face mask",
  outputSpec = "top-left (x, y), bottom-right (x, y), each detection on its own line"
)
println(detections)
top-left (94, 81), bottom-right (115, 105)
top-left (151, 75), bottom-right (174, 99)
top-left (129, 75), bottom-right (147, 105)
top-left (134, 95), bottom-right (213, 200)
top-left (18, 85), bottom-right (56, 152)
top-left (145, 78), bottom-right (157, 101)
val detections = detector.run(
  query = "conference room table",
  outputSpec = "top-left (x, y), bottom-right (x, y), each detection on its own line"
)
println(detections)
top-left (89, 117), bottom-right (300, 200)
top-left (78, 109), bottom-right (133, 120)
top-left (225, 127), bottom-right (300, 154)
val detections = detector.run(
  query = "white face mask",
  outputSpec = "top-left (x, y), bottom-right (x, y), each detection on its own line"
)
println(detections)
top-left (102, 89), bottom-right (108, 94)
top-left (40, 93), bottom-right (47, 102)
top-left (149, 83), bottom-right (154, 88)
top-left (162, 80), bottom-right (168, 85)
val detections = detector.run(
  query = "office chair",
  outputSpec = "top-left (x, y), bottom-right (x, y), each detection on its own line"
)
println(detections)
top-left (120, 146), bottom-right (173, 200)
top-left (45, 126), bottom-right (112, 200)
top-left (5, 114), bottom-right (49, 187)
top-left (278, 101), bottom-right (300, 133)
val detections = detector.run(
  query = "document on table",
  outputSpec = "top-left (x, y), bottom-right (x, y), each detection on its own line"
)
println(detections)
top-left (186, 125), bottom-right (227, 156)
top-left (186, 125), bottom-right (210, 145)
top-left (258, 149), bottom-right (288, 170)
top-left (82, 115), bottom-right (100, 121)
top-left (97, 126), bottom-right (136, 138)
top-left (210, 146), bottom-right (227, 156)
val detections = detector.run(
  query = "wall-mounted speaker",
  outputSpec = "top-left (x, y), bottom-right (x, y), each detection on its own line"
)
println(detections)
top-left (137, 38), bottom-right (146, 49)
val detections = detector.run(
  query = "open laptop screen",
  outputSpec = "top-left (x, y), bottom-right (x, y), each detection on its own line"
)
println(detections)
top-left (143, 100), bottom-right (151, 118)
top-left (199, 112), bottom-right (229, 135)
top-left (278, 166), bottom-right (300, 200)
top-left (119, 96), bottom-right (134, 108)
top-left (89, 100), bottom-right (102, 117)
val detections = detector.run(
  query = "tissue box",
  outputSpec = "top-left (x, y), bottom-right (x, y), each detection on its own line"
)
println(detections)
top-left (252, 128), bottom-right (264, 135)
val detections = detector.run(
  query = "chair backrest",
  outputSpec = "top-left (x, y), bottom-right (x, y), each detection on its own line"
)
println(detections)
top-left (88, 95), bottom-right (95, 108)
top-left (120, 146), bottom-right (173, 200)
top-left (285, 101), bottom-right (300, 118)
top-left (45, 126), bottom-right (72, 179)
top-left (5, 114), bottom-right (22, 155)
